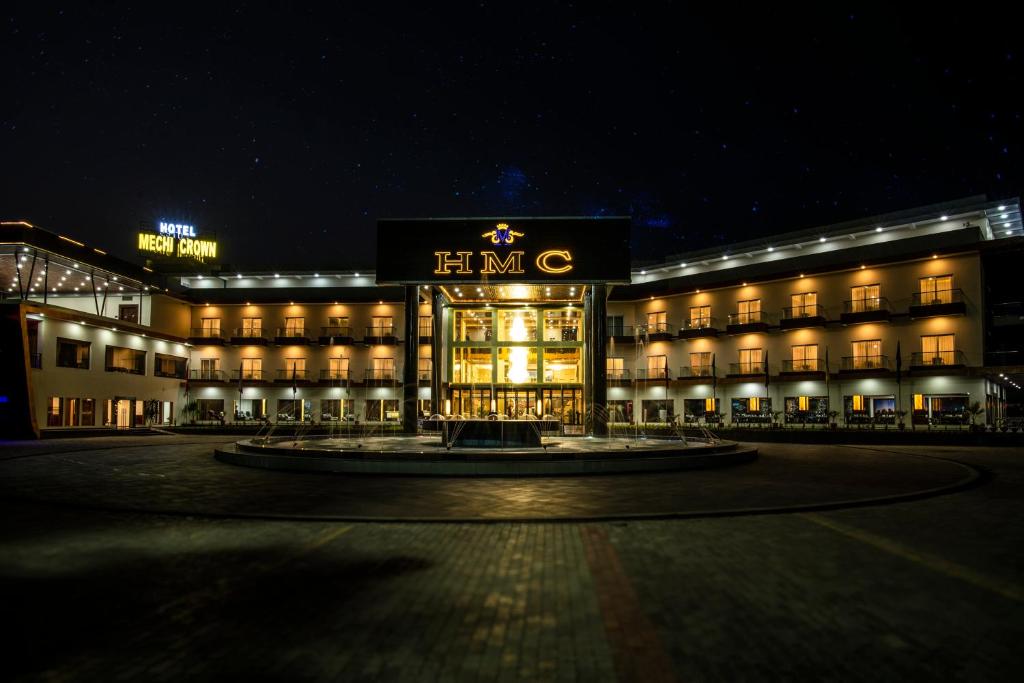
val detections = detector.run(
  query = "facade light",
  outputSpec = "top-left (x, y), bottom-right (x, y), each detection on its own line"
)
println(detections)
top-left (940, 215), bottom-right (948, 220)
top-left (819, 236), bottom-right (826, 242)
top-left (998, 205), bottom-right (1006, 211)
top-left (766, 246), bottom-right (773, 252)
top-left (876, 226), bottom-right (883, 232)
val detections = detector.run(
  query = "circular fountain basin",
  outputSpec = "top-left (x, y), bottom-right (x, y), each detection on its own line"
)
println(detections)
top-left (215, 435), bottom-right (757, 476)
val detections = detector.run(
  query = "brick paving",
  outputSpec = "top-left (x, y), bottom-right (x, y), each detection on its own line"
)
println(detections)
top-left (0, 436), bottom-right (1022, 681)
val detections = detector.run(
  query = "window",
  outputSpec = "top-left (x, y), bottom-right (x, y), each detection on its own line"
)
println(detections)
top-left (850, 285), bottom-right (880, 312)
top-left (689, 305), bottom-right (710, 329)
top-left (276, 399), bottom-right (312, 422)
top-left (241, 357), bottom-right (263, 380)
top-left (851, 340), bottom-right (882, 368)
top-left (641, 399), bottom-right (673, 423)
top-left (418, 315), bottom-right (432, 338)
top-left (371, 316), bottom-right (393, 335)
top-left (155, 353), bottom-right (187, 379)
top-left (737, 299), bottom-right (761, 324)
top-left (646, 355), bottom-right (668, 380)
top-left (418, 357), bottom-right (432, 380)
top-left (196, 398), bottom-right (225, 423)
top-left (731, 397), bottom-right (772, 423)
top-left (454, 347), bottom-right (494, 383)
top-left (791, 344), bottom-right (819, 371)
top-left (321, 399), bottom-right (354, 421)
top-left (543, 347), bottom-right (581, 382)
top-left (683, 398), bottom-right (720, 422)
top-left (46, 396), bottom-right (63, 427)
top-left (920, 275), bottom-right (953, 305)
top-left (738, 348), bottom-right (763, 373)
top-left (921, 334), bottom-right (955, 365)
top-left (784, 396), bottom-right (828, 424)
top-left (790, 292), bottom-right (817, 316)
top-left (328, 357), bottom-right (350, 380)
top-left (544, 309), bottom-right (581, 341)
top-left (328, 315), bottom-right (349, 330)
top-left (285, 357), bottom-right (306, 379)
top-left (241, 317), bottom-right (262, 337)
top-left (607, 315), bottom-right (625, 336)
top-left (200, 358), bottom-right (219, 380)
top-left (498, 310), bottom-right (537, 342)
top-left (647, 311), bottom-right (667, 333)
top-left (56, 338), bottom-right (90, 369)
top-left (371, 357), bottom-right (394, 380)
top-left (105, 346), bottom-right (145, 375)
top-left (455, 310), bottom-right (492, 342)
top-left (689, 351), bottom-right (711, 376)
top-left (201, 318), bottom-right (221, 336)
top-left (285, 317), bottom-right (305, 334)
top-left (607, 357), bottom-right (625, 380)
top-left (365, 399), bottom-right (400, 422)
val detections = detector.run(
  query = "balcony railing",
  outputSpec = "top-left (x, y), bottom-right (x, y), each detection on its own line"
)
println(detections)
top-left (320, 326), bottom-right (353, 338)
top-left (910, 350), bottom-right (967, 367)
top-left (319, 369), bottom-right (351, 381)
top-left (365, 326), bottom-right (397, 338)
top-left (231, 327), bottom-right (266, 340)
top-left (607, 325), bottom-right (635, 338)
top-left (275, 327), bottom-right (310, 338)
top-left (643, 322), bottom-right (674, 335)
top-left (418, 370), bottom-right (432, 381)
top-left (728, 311), bottom-right (765, 325)
top-left (30, 353), bottom-right (42, 369)
top-left (364, 369), bottom-right (397, 382)
top-left (635, 368), bottom-right (670, 380)
top-left (607, 369), bottom-right (631, 381)
top-left (155, 367), bottom-right (187, 379)
top-left (230, 369), bottom-right (265, 380)
top-left (189, 327), bottom-right (223, 338)
top-left (911, 288), bottom-right (964, 307)
top-left (840, 355), bottom-right (891, 371)
top-left (679, 364), bottom-right (715, 378)
top-left (683, 317), bottom-right (715, 330)
top-left (782, 304), bottom-right (825, 319)
top-left (842, 297), bottom-right (890, 314)
top-left (781, 358), bottom-right (823, 372)
top-left (275, 368), bottom-right (310, 380)
top-left (189, 369), bottom-right (227, 381)
top-left (729, 362), bottom-right (765, 375)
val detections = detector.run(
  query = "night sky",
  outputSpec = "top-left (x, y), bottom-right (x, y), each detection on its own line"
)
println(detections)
top-left (2, 5), bottom-right (1020, 270)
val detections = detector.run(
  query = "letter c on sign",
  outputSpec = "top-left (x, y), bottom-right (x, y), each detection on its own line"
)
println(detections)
top-left (536, 250), bottom-right (573, 274)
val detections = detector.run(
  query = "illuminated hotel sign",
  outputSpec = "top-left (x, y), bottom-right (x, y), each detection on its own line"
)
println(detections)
top-left (376, 217), bottom-right (630, 284)
top-left (137, 220), bottom-right (218, 263)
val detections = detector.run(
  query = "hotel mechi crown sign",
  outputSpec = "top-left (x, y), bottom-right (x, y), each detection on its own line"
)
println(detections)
top-left (375, 217), bottom-right (631, 284)
top-left (137, 220), bottom-right (218, 263)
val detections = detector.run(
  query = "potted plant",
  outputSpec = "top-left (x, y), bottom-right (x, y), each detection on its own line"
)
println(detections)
top-left (182, 399), bottom-right (199, 425)
top-left (967, 402), bottom-right (984, 432)
top-left (895, 410), bottom-right (908, 430)
top-left (143, 400), bottom-right (160, 427)
top-left (828, 410), bottom-right (839, 430)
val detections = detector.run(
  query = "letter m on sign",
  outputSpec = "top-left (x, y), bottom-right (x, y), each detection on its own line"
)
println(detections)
top-left (479, 250), bottom-right (525, 275)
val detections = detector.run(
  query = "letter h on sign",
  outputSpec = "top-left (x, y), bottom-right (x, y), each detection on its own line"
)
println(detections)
top-left (434, 251), bottom-right (473, 275)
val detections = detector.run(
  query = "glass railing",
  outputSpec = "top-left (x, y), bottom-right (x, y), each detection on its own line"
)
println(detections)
top-left (729, 362), bottom-right (765, 374)
top-left (417, 370), bottom-right (432, 381)
top-left (365, 326), bottom-right (397, 337)
top-left (680, 365), bottom-right (715, 378)
top-left (275, 327), bottom-right (310, 338)
top-left (319, 369), bottom-right (351, 380)
top-left (230, 369), bottom-right (265, 380)
top-left (320, 326), bottom-right (353, 337)
top-left (635, 368), bottom-right (670, 380)
top-left (189, 327), bottom-right (222, 338)
top-left (189, 369), bottom-right (226, 380)
top-left (607, 369), bottom-right (631, 380)
top-left (644, 322), bottom-right (674, 334)
top-left (910, 350), bottom-right (966, 366)
top-left (728, 311), bottom-right (765, 325)
top-left (364, 369), bottom-right (397, 381)
top-left (275, 368), bottom-right (309, 380)
top-left (683, 317), bottom-right (715, 330)
top-left (781, 358), bottom-right (823, 372)
top-left (606, 325), bottom-right (635, 337)
top-left (912, 289), bottom-right (964, 306)
top-left (232, 327), bottom-right (265, 339)
top-left (782, 304), bottom-right (824, 319)
top-left (843, 297), bottom-right (890, 313)
top-left (841, 355), bottom-right (890, 370)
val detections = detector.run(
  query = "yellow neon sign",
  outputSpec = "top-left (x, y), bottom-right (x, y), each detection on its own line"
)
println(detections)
top-left (137, 232), bottom-right (218, 263)
top-left (479, 250), bottom-right (525, 274)
top-left (434, 251), bottom-right (474, 274)
top-left (536, 249), bottom-right (573, 274)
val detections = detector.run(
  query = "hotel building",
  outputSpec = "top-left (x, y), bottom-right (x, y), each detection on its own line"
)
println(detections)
top-left (1, 196), bottom-right (1021, 438)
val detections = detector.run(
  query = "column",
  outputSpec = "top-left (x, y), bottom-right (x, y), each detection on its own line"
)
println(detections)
top-left (590, 284), bottom-right (608, 436)
top-left (431, 288), bottom-right (445, 416)
top-left (401, 285), bottom-right (419, 434)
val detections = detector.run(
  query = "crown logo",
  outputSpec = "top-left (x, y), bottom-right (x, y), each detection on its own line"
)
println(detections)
top-left (482, 222), bottom-right (524, 245)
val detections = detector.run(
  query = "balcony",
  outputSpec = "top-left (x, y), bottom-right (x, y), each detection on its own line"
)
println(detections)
top-left (606, 325), bottom-right (636, 344)
top-left (840, 298), bottom-right (891, 325)
top-left (275, 368), bottom-right (311, 382)
top-left (418, 323), bottom-right (433, 345)
top-left (418, 369), bottom-right (432, 384)
top-left (188, 327), bottom-right (225, 345)
top-left (230, 328), bottom-right (268, 345)
top-left (274, 327), bottom-right (311, 345)
top-left (363, 369), bottom-right (398, 386)
top-left (726, 311), bottom-right (769, 334)
top-left (189, 369), bottom-right (228, 382)
top-left (780, 304), bottom-right (827, 330)
top-left (319, 326), bottom-right (354, 346)
top-left (230, 369), bottom-right (266, 382)
top-left (30, 353), bottom-right (42, 369)
top-left (678, 318), bottom-right (719, 340)
top-left (780, 358), bottom-right (825, 375)
top-left (910, 350), bottom-right (967, 370)
top-left (839, 355), bottom-right (892, 374)
top-left (643, 322), bottom-right (675, 342)
top-left (909, 289), bottom-right (967, 318)
top-left (635, 368), bottom-right (671, 381)
top-left (319, 369), bottom-right (352, 385)
top-left (364, 326), bottom-right (398, 345)
top-left (607, 369), bottom-right (631, 385)
top-left (678, 365), bottom-right (715, 380)
top-left (728, 362), bottom-right (765, 377)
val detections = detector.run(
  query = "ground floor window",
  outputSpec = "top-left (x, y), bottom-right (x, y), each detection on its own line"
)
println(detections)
top-left (321, 399), bottom-right (355, 421)
top-left (365, 399), bottom-right (400, 422)
top-left (784, 396), bottom-right (829, 424)
top-left (641, 399), bottom-right (674, 423)
top-left (607, 400), bottom-right (633, 423)
top-left (197, 398), bottom-right (226, 423)
top-left (46, 396), bottom-right (96, 427)
top-left (417, 399), bottom-right (432, 417)
top-left (731, 397), bottom-right (772, 424)
top-left (912, 394), bottom-right (969, 426)
top-left (233, 398), bottom-right (266, 421)
top-left (682, 398), bottom-right (720, 423)
top-left (277, 399), bottom-right (312, 422)
top-left (844, 395), bottom-right (896, 425)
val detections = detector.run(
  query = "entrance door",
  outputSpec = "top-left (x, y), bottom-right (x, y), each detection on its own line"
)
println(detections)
top-left (496, 388), bottom-right (536, 419)
top-left (119, 304), bottom-right (139, 324)
top-left (541, 388), bottom-right (582, 425)
top-left (114, 398), bottom-right (133, 429)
